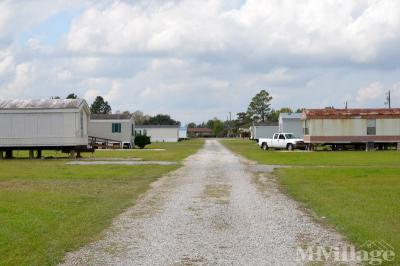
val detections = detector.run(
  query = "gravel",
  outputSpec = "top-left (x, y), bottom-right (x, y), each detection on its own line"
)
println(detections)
top-left (61, 140), bottom-right (357, 266)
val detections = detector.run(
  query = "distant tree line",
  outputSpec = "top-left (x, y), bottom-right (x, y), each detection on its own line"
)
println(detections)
top-left (186, 89), bottom-right (305, 137)
top-left (50, 93), bottom-right (180, 126)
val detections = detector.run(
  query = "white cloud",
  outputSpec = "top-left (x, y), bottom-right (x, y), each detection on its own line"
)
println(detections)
top-left (0, 62), bottom-right (35, 99)
top-left (1, 0), bottom-right (400, 122)
top-left (0, 0), bottom-right (86, 42)
top-left (83, 88), bottom-right (99, 103)
top-left (356, 82), bottom-right (384, 103)
top-left (0, 49), bottom-right (14, 78)
top-left (66, 0), bottom-right (400, 64)
top-left (261, 68), bottom-right (292, 83)
top-left (389, 82), bottom-right (400, 102)
top-left (56, 69), bottom-right (73, 81)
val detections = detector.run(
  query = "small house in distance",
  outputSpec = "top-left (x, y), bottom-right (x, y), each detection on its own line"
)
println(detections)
top-left (302, 108), bottom-right (400, 150)
top-left (135, 125), bottom-right (179, 142)
top-left (188, 127), bottom-right (213, 138)
top-left (249, 122), bottom-right (279, 141)
top-left (279, 112), bottom-right (303, 138)
top-left (0, 99), bottom-right (91, 158)
top-left (88, 114), bottom-right (135, 149)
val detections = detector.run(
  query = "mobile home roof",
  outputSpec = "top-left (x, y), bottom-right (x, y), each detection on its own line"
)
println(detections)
top-left (302, 108), bottom-right (400, 119)
top-left (0, 99), bottom-right (86, 110)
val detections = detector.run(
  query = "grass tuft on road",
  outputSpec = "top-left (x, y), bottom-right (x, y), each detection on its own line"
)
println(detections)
top-left (0, 139), bottom-right (204, 266)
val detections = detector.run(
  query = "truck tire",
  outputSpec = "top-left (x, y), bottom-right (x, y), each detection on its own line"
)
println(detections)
top-left (287, 143), bottom-right (294, 151)
top-left (261, 143), bottom-right (269, 150)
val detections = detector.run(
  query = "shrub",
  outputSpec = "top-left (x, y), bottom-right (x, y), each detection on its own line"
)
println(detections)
top-left (135, 135), bottom-right (151, 149)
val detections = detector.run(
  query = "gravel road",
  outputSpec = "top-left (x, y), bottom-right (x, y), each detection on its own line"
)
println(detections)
top-left (61, 140), bottom-right (355, 266)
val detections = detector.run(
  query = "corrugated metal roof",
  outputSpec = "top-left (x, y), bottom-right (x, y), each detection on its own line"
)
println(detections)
top-left (303, 108), bottom-right (400, 119)
top-left (279, 112), bottom-right (302, 119)
top-left (90, 114), bottom-right (132, 120)
top-left (0, 99), bottom-right (85, 109)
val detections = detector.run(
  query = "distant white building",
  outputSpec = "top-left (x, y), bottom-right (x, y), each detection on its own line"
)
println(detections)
top-left (249, 122), bottom-right (279, 140)
top-left (0, 99), bottom-right (91, 158)
top-left (88, 114), bottom-right (135, 148)
top-left (179, 126), bottom-right (188, 140)
top-left (135, 125), bottom-right (179, 142)
top-left (279, 113), bottom-right (303, 138)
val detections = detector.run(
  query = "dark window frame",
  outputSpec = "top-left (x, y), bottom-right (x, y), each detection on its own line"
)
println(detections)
top-left (303, 120), bottom-right (309, 135)
top-left (112, 123), bottom-right (122, 133)
top-left (367, 119), bottom-right (376, 135)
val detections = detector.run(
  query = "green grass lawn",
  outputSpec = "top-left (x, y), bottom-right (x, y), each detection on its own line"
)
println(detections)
top-left (278, 167), bottom-right (400, 265)
top-left (221, 139), bottom-right (400, 166)
top-left (12, 139), bottom-right (204, 162)
top-left (0, 139), bottom-right (204, 265)
top-left (221, 139), bottom-right (400, 265)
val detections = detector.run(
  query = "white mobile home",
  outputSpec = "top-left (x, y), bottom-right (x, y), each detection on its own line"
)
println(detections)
top-left (279, 113), bottom-right (303, 138)
top-left (88, 114), bottom-right (135, 148)
top-left (302, 108), bottom-right (400, 150)
top-left (0, 99), bottom-right (90, 158)
top-left (135, 125), bottom-right (179, 142)
top-left (249, 123), bottom-right (279, 140)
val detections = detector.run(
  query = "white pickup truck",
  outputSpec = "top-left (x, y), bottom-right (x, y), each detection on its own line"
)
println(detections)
top-left (258, 133), bottom-right (305, 151)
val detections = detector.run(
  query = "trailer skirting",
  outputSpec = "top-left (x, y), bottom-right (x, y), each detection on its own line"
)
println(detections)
top-left (304, 135), bottom-right (400, 143)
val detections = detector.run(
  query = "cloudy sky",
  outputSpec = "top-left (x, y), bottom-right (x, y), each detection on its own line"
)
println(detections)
top-left (1, 0), bottom-right (400, 123)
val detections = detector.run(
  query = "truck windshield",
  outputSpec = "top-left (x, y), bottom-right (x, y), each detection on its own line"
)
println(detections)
top-left (284, 134), bottom-right (296, 139)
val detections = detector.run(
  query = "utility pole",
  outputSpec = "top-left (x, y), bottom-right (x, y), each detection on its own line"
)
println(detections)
top-left (345, 101), bottom-right (348, 109)
top-left (228, 112), bottom-right (232, 137)
top-left (385, 90), bottom-right (391, 109)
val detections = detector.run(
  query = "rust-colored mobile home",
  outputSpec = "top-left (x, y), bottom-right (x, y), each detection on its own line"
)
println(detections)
top-left (302, 108), bottom-right (400, 150)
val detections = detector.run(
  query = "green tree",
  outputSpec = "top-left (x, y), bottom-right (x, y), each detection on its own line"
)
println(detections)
top-left (247, 89), bottom-right (273, 122)
top-left (266, 109), bottom-right (280, 122)
top-left (187, 122), bottom-right (197, 128)
top-left (212, 118), bottom-right (225, 137)
top-left (206, 119), bottom-right (214, 129)
top-left (66, 93), bottom-right (78, 99)
top-left (90, 96), bottom-right (111, 114)
top-left (131, 110), bottom-right (150, 125)
top-left (145, 114), bottom-right (180, 126)
top-left (279, 107), bottom-right (293, 114)
top-left (236, 112), bottom-right (252, 127)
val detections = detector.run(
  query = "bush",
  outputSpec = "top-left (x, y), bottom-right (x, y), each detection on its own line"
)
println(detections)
top-left (135, 135), bottom-right (151, 149)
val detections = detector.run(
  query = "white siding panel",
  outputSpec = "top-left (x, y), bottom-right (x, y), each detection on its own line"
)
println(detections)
top-left (377, 119), bottom-right (400, 135)
top-left (88, 120), bottom-right (133, 144)
top-left (0, 110), bottom-right (88, 147)
top-left (309, 118), bottom-right (400, 136)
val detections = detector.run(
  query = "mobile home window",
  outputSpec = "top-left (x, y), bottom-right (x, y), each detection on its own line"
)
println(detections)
top-left (303, 120), bottom-right (309, 135)
top-left (367, 119), bottom-right (376, 135)
top-left (112, 123), bottom-right (121, 133)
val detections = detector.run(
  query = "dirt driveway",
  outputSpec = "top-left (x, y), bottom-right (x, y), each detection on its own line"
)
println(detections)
top-left (62, 140), bottom-right (354, 265)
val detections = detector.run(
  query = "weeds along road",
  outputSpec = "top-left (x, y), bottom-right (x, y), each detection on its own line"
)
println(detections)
top-left (62, 140), bottom-right (354, 266)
